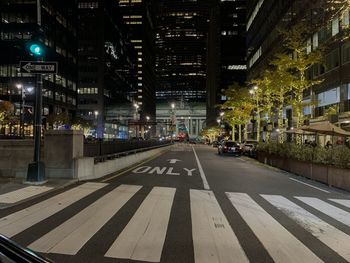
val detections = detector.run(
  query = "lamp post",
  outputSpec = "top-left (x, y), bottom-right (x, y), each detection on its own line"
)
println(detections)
top-left (134, 103), bottom-right (139, 137)
top-left (170, 103), bottom-right (176, 141)
top-left (16, 84), bottom-right (24, 137)
top-left (94, 110), bottom-right (99, 138)
top-left (250, 86), bottom-right (260, 142)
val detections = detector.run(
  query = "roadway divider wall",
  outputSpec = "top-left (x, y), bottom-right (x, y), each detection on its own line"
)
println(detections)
top-left (75, 145), bottom-right (172, 181)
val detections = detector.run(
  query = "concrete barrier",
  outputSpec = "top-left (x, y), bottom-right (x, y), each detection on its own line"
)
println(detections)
top-left (0, 140), bottom-right (36, 178)
top-left (75, 145), bottom-right (172, 181)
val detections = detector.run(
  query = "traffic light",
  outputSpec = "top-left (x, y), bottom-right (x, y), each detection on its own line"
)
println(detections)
top-left (29, 44), bottom-right (43, 56)
top-left (26, 41), bottom-right (44, 57)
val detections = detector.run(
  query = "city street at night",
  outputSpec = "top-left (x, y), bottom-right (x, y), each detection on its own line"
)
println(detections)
top-left (1, 144), bottom-right (350, 263)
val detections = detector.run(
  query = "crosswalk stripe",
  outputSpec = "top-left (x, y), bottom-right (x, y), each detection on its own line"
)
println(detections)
top-left (262, 194), bottom-right (350, 261)
top-left (329, 199), bottom-right (350, 209)
top-left (226, 192), bottom-right (322, 263)
top-left (296, 197), bottom-right (350, 227)
top-left (0, 186), bottom-right (53, 204)
top-left (0, 182), bottom-right (106, 237)
top-left (105, 186), bottom-right (175, 262)
top-left (191, 190), bottom-right (248, 263)
top-left (29, 184), bottom-right (141, 255)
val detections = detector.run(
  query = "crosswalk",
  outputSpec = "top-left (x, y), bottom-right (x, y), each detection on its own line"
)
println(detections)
top-left (1, 182), bottom-right (350, 262)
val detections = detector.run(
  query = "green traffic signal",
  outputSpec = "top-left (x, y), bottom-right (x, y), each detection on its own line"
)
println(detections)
top-left (29, 43), bottom-right (44, 56)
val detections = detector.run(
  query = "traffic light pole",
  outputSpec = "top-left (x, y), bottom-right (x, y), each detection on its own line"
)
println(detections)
top-left (26, 0), bottom-right (45, 183)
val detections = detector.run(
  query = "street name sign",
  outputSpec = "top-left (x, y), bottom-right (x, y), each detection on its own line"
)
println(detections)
top-left (20, 61), bottom-right (58, 74)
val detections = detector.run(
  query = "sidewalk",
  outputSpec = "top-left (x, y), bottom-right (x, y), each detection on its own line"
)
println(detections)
top-left (0, 177), bottom-right (78, 209)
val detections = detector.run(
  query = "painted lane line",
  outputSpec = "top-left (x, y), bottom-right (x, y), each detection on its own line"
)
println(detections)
top-left (289, 177), bottom-right (330, 194)
top-left (0, 186), bottom-right (53, 204)
top-left (296, 197), bottom-right (350, 227)
top-left (192, 146), bottom-right (210, 190)
top-left (0, 182), bottom-right (107, 237)
top-left (29, 184), bottom-right (141, 255)
top-left (262, 194), bottom-right (350, 261)
top-left (226, 192), bottom-right (322, 263)
top-left (329, 198), bottom-right (350, 209)
top-left (105, 187), bottom-right (175, 262)
top-left (191, 190), bottom-right (248, 263)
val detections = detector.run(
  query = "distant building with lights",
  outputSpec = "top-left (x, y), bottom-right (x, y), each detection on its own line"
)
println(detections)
top-left (0, 0), bottom-right (78, 135)
top-left (155, 0), bottom-right (209, 102)
top-left (77, 0), bottom-right (135, 138)
top-left (117, 0), bottom-right (157, 124)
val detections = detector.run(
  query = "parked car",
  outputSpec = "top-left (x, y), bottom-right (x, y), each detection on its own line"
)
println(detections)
top-left (218, 141), bottom-right (242, 156)
top-left (242, 140), bottom-right (258, 157)
top-left (212, 141), bottom-right (220, 147)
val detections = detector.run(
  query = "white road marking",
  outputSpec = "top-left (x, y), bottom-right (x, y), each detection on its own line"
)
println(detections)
top-left (183, 168), bottom-right (196, 176)
top-left (227, 192), bottom-right (322, 263)
top-left (0, 182), bottom-right (106, 237)
top-left (0, 186), bottom-right (53, 204)
top-left (262, 194), bottom-right (350, 261)
top-left (29, 184), bottom-right (141, 255)
top-left (132, 166), bottom-right (152, 173)
top-left (148, 167), bottom-right (167, 175)
top-left (191, 190), bottom-right (248, 263)
top-left (167, 159), bottom-right (181, 164)
top-left (289, 177), bottom-right (330, 193)
top-left (166, 167), bottom-right (180, 175)
top-left (105, 187), bottom-right (175, 262)
top-left (192, 146), bottom-right (210, 190)
top-left (329, 199), bottom-right (350, 209)
top-left (296, 197), bottom-right (350, 227)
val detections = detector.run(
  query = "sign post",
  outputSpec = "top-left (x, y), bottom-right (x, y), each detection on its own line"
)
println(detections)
top-left (21, 60), bottom-right (58, 183)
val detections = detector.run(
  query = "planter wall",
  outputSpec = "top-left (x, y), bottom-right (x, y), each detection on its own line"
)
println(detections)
top-left (257, 152), bottom-right (350, 192)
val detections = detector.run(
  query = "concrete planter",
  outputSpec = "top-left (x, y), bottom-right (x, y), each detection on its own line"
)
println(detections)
top-left (257, 152), bottom-right (350, 192)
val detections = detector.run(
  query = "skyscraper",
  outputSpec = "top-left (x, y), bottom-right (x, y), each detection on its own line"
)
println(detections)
top-left (77, 0), bottom-right (135, 138)
top-left (117, 0), bottom-right (156, 123)
top-left (206, 0), bottom-right (247, 124)
top-left (155, 0), bottom-right (208, 102)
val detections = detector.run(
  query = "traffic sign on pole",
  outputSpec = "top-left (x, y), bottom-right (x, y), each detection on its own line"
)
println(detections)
top-left (20, 61), bottom-right (58, 74)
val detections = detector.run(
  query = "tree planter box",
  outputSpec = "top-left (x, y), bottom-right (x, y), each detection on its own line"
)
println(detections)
top-left (257, 152), bottom-right (350, 192)
top-left (328, 166), bottom-right (350, 192)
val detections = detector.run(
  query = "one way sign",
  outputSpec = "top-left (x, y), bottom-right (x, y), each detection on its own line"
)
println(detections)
top-left (20, 61), bottom-right (58, 74)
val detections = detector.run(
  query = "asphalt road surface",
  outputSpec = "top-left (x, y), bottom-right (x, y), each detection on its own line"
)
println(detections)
top-left (1, 143), bottom-right (350, 263)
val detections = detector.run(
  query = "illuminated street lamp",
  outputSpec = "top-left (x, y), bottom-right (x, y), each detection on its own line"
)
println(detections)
top-left (16, 84), bottom-right (24, 137)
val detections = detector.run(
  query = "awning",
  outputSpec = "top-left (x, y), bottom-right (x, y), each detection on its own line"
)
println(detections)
top-left (300, 121), bottom-right (350, 136)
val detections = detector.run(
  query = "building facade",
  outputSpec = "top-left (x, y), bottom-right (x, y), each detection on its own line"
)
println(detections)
top-left (247, 0), bottom-right (350, 134)
top-left (206, 0), bottom-right (248, 125)
top-left (0, 0), bottom-right (78, 135)
top-left (155, 0), bottom-right (208, 102)
top-left (77, 0), bottom-right (135, 138)
top-left (117, 0), bottom-right (156, 124)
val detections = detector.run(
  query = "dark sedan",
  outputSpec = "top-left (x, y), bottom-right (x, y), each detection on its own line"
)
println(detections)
top-left (218, 141), bottom-right (242, 156)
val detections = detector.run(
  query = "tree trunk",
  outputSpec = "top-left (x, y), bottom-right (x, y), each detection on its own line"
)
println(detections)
top-left (232, 126), bottom-right (235, 141)
top-left (238, 124), bottom-right (242, 143)
top-left (256, 114), bottom-right (260, 142)
top-left (244, 123), bottom-right (248, 142)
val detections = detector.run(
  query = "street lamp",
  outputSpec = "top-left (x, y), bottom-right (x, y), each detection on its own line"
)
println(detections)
top-left (16, 84), bottom-right (24, 137)
top-left (94, 110), bottom-right (99, 138)
top-left (249, 85), bottom-right (260, 141)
